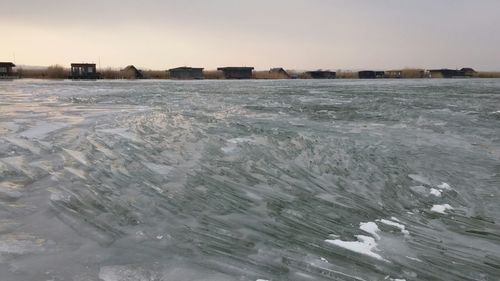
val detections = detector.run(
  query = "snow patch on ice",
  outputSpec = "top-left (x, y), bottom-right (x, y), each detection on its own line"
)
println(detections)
top-left (326, 235), bottom-right (386, 261)
top-left (406, 256), bottom-right (423, 262)
top-left (222, 137), bottom-right (255, 153)
top-left (378, 219), bottom-right (410, 236)
top-left (430, 188), bottom-right (442, 197)
top-left (431, 204), bottom-right (453, 214)
top-left (437, 182), bottom-right (452, 190)
top-left (227, 137), bottom-right (254, 144)
top-left (359, 222), bottom-right (380, 240)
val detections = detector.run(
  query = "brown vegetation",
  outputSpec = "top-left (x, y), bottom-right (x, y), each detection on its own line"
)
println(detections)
top-left (253, 71), bottom-right (289, 79)
top-left (477, 72), bottom-right (500, 78)
top-left (100, 68), bottom-right (120, 79)
top-left (336, 70), bottom-right (358, 79)
top-left (47, 65), bottom-right (68, 79)
top-left (142, 70), bottom-right (169, 79)
top-left (203, 70), bottom-right (224, 79)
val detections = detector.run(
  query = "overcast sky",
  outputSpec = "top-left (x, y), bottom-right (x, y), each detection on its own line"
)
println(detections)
top-left (1, 0), bottom-right (499, 70)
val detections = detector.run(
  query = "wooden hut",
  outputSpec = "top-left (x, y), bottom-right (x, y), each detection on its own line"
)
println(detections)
top-left (121, 65), bottom-right (143, 79)
top-left (217, 67), bottom-right (254, 79)
top-left (269, 68), bottom-right (290, 79)
top-left (0, 62), bottom-right (16, 78)
top-left (358, 70), bottom-right (385, 79)
top-left (461, 68), bottom-right (476, 77)
top-left (306, 70), bottom-right (336, 79)
top-left (169, 67), bottom-right (204, 80)
top-left (70, 63), bottom-right (100, 79)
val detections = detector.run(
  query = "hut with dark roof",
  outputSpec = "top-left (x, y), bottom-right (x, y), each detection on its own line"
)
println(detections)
top-left (217, 67), bottom-right (254, 79)
top-left (169, 67), bottom-right (204, 80)
top-left (358, 70), bottom-right (385, 79)
top-left (0, 62), bottom-right (16, 78)
top-left (269, 68), bottom-right (290, 79)
top-left (306, 70), bottom-right (336, 79)
top-left (121, 65), bottom-right (143, 79)
top-left (70, 63), bottom-right (100, 79)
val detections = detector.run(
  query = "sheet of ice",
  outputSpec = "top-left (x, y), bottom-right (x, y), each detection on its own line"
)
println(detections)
top-left (98, 128), bottom-right (142, 142)
top-left (326, 235), bottom-right (385, 261)
top-left (19, 122), bottom-right (68, 139)
top-left (408, 174), bottom-right (430, 185)
top-left (378, 219), bottom-right (410, 236)
top-left (222, 137), bottom-right (254, 153)
top-left (143, 162), bottom-right (174, 176)
top-left (63, 149), bottom-right (89, 166)
top-left (430, 188), bottom-right (442, 197)
top-left (359, 222), bottom-right (380, 240)
top-left (3, 137), bottom-right (41, 155)
top-left (431, 204), bottom-right (453, 214)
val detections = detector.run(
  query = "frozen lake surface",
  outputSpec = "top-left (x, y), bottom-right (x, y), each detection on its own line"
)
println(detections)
top-left (0, 79), bottom-right (499, 281)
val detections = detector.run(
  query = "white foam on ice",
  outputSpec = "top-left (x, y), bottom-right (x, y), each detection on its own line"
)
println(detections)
top-left (430, 188), bottom-right (442, 197)
top-left (227, 137), bottom-right (254, 144)
top-left (431, 204), bottom-right (453, 214)
top-left (406, 256), bottom-right (423, 262)
top-left (359, 222), bottom-right (380, 240)
top-left (326, 235), bottom-right (386, 261)
top-left (437, 182), bottom-right (452, 190)
top-left (378, 219), bottom-right (410, 236)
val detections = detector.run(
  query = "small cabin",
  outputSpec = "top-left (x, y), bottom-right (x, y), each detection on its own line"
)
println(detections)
top-left (306, 70), bottom-right (336, 79)
top-left (269, 68), bottom-right (290, 79)
top-left (169, 67), bottom-right (204, 80)
top-left (217, 67), bottom-right (254, 79)
top-left (0, 62), bottom-right (16, 78)
top-left (461, 68), bottom-right (476, 77)
top-left (358, 70), bottom-right (385, 79)
top-left (121, 65), bottom-right (143, 79)
top-left (70, 63), bottom-right (100, 79)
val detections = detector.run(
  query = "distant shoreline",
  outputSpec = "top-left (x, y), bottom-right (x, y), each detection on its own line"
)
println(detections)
top-left (4, 65), bottom-right (500, 80)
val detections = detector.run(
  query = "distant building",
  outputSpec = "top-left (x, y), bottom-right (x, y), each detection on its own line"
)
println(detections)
top-left (0, 62), bottom-right (16, 78)
top-left (217, 67), bottom-right (254, 79)
top-left (121, 65), bottom-right (143, 79)
top-left (269, 68), bottom-right (290, 78)
top-left (70, 63), bottom-right (100, 79)
top-left (358, 70), bottom-right (385, 79)
top-left (429, 68), bottom-right (476, 78)
top-left (460, 68), bottom-right (476, 77)
top-left (386, 69), bottom-right (425, 79)
top-left (385, 70), bottom-right (403, 79)
top-left (169, 67), bottom-right (204, 80)
top-left (306, 70), bottom-right (336, 79)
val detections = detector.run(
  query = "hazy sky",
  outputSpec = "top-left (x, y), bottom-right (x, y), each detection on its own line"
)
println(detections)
top-left (1, 0), bottom-right (499, 70)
